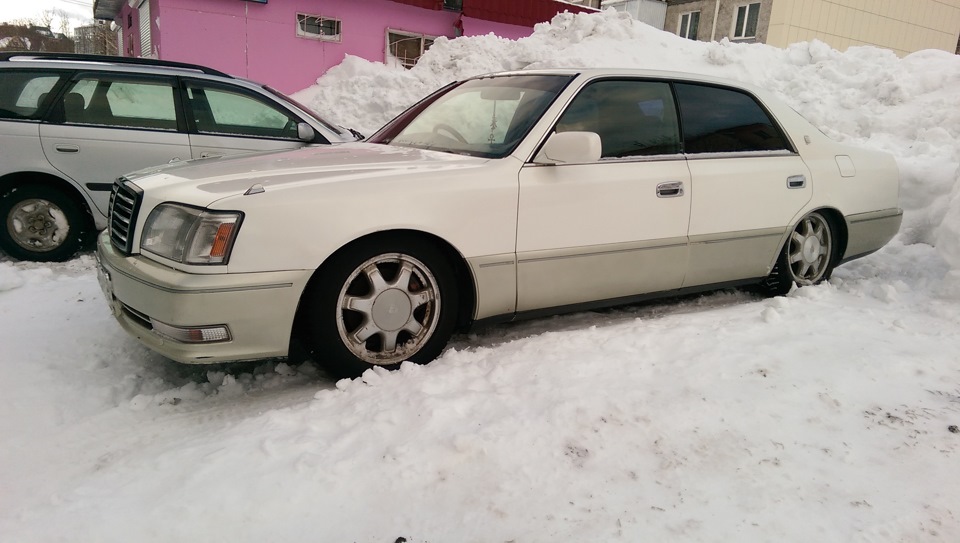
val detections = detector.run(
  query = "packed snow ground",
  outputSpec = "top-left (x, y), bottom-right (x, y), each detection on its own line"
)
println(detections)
top-left (2, 10), bottom-right (959, 542)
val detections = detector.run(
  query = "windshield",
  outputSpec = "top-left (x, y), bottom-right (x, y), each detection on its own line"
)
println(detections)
top-left (369, 74), bottom-right (574, 158)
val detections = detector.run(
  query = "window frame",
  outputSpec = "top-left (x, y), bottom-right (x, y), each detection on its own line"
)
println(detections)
top-left (295, 12), bottom-right (342, 42)
top-left (57, 72), bottom-right (184, 133)
top-left (550, 78), bottom-right (684, 160)
top-left (673, 81), bottom-right (796, 155)
top-left (386, 29), bottom-right (437, 69)
top-left (0, 69), bottom-right (71, 123)
top-left (678, 11), bottom-right (700, 41)
top-left (732, 2), bottom-right (761, 40)
top-left (180, 78), bottom-right (308, 142)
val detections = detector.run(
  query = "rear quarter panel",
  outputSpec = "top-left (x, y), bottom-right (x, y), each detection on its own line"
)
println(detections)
top-left (757, 94), bottom-right (901, 260)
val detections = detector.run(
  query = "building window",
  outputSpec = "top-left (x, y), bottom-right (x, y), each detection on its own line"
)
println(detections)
top-left (733, 3), bottom-right (761, 39)
top-left (138, 0), bottom-right (151, 57)
top-left (443, 0), bottom-right (463, 10)
top-left (387, 30), bottom-right (435, 69)
top-left (296, 13), bottom-right (341, 41)
top-left (678, 11), bottom-right (700, 40)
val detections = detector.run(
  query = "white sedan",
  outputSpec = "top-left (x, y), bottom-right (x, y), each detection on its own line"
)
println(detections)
top-left (96, 69), bottom-right (901, 377)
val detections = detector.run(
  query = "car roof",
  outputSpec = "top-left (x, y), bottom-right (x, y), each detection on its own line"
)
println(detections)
top-left (471, 68), bottom-right (781, 106)
top-left (0, 52), bottom-right (234, 79)
top-left (474, 67), bottom-right (761, 90)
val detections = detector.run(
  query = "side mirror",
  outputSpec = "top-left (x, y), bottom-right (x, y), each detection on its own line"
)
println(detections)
top-left (297, 122), bottom-right (316, 142)
top-left (534, 131), bottom-right (602, 165)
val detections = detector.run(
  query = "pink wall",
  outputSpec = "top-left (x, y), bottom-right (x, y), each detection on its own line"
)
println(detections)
top-left (115, 0), bottom-right (537, 94)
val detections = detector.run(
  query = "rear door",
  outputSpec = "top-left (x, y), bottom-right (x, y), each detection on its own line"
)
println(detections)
top-left (181, 79), bottom-right (313, 159)
top-left (675, 82), bottom-right (812, 287)
top-left (39, 73), bottom-right (190, 217)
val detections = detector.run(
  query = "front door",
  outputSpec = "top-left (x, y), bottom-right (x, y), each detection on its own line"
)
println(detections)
top-left (516, 79), bottom-right (691, 312)
top-left (181, 79), bottom-right (309, 159)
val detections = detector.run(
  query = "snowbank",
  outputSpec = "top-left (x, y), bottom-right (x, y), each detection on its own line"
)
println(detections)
top-left (294, 9), bottom-right (960, 272)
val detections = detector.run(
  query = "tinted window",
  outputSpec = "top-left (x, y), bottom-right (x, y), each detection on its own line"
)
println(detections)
top-left (0, 71), bottom-right (66, 121)
top-left (186, 82), bottom-right (299, 140)
top-left (556, 80), bottom-right (681, 158)
top-left (674, 83), bottom-right (790, 154)
top-left (61, 76), bottom-right (178, 131)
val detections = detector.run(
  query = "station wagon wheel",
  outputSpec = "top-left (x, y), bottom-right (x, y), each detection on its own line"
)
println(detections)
top-left (0, 184), bottom-right (89, 262)
top-left (300, 236), bottom-right (459, 378)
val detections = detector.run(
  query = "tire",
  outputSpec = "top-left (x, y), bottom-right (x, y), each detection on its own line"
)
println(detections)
top-left (0, 184), bottom-right (90, 262)
top-left (756, 211), bottom-right (836, 297)
top-left (299, 235), bottom-right (460, 379)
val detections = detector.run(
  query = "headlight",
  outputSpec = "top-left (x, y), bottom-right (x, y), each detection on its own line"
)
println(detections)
top-left (141, 204), bottom-right (242, 265)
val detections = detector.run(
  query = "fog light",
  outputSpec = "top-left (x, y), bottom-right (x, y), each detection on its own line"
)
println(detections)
top-left (150, 319), bottom-right (231, 344)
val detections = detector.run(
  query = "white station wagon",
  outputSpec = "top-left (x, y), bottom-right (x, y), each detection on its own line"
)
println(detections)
top-left (96, 69), bottom-right (901, 377)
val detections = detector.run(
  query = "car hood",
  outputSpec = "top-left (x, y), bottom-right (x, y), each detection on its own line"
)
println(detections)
top-left (130, 143), bottom-right (491, 204)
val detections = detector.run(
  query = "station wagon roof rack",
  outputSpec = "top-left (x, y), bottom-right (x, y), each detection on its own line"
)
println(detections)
top-left (0, 52), bottom-right (233, 78)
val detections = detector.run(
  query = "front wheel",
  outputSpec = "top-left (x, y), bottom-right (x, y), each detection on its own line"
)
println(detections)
top-left (0, 184), bottom-right (89, 262)
top-left (756, 211), bottom-right (836, 296)
top-left (299, 236), bottom-right (459, 378)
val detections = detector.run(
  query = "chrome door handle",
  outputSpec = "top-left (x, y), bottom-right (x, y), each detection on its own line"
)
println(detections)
top-left (55, 144), bottom-right (79, 153)
top-left (656, 181), bottom-right (684, 198)
top-left (787, 175), bottom-right (806, 189)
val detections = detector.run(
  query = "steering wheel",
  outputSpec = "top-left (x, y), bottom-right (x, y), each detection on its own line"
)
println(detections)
top-left (433, 123), bottom-right (468, 144)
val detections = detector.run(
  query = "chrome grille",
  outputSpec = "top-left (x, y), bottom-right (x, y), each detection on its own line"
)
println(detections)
top-left (108, 180), bottom-right (142, 254)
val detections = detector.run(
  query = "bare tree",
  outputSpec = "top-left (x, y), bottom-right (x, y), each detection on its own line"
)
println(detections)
top-left (37, 10), bottom-right (54, 29)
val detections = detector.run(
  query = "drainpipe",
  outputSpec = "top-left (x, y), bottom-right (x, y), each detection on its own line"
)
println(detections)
top-left (710, 0), bottom-right (721, 41)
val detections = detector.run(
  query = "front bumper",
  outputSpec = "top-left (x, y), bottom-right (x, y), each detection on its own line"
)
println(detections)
top-left (96, 231), bottom-right (312, 364)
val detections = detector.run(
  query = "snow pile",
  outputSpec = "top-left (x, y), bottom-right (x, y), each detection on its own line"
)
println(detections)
top-left (294, 9), bottom-right (960, 270)
top-left (2, 244), bottom-right (959, 542)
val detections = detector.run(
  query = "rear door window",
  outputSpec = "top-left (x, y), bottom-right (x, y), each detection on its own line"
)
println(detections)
top-left (59, 75), bottom-right (180, 131)
top-left (674, 83), bottom-right (791, 154)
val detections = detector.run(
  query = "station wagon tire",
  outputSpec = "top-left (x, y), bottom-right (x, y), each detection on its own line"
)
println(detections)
top-left (300, 237), bottom-right (459, 379)
top-left (758, 211), bottom-right (836, 296)
top-left (0, 185), bottom-right (88, 262)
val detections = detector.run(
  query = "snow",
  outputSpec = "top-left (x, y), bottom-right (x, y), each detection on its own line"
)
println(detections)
top-left (2, 10), bottom-right (959, 542)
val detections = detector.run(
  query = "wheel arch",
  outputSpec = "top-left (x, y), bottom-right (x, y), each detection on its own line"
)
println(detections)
top-left (0, 171), bottom-right (97, 230)
top-left (775, 206), bottom-right (849, 264)
top-left (809, 206), bottom-right (848, 263)
top-left (294, 228), bottom-right (478, 334)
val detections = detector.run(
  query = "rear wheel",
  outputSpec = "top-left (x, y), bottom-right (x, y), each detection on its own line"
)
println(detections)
top-left (756, 211), bottom-right (836, 296)
top-left (0, 184), bottom-right (89, 262)
top-left (300, 236), bottom-right (459, 378)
